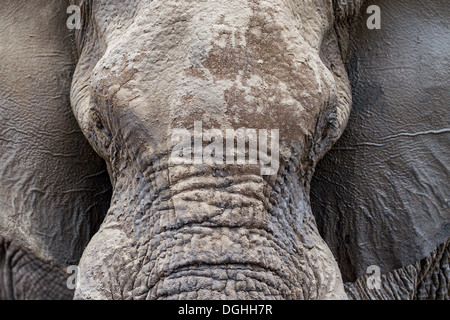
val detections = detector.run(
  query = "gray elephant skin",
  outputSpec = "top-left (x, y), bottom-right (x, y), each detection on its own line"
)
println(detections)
top-left (0, 0), bottom-right (448, 300)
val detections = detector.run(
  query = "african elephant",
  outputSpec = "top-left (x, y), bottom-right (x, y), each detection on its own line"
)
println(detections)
top-left (0, 0), bottom-right (448, 300)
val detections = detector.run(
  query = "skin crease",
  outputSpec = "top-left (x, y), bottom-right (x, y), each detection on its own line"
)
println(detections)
top-left (0, 0), bottom-right (447, 300)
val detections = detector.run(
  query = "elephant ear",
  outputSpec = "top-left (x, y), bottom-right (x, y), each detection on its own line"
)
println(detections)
top-left (311, 0), bottom-right (450, 282)
top-left (0, 1), bottom-right (111, 267)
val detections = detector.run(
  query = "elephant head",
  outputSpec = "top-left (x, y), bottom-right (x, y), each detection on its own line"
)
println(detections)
top-left (1, 0), bottom-right (447, 300)
top-left (68, 0), bottom-right (365, 299)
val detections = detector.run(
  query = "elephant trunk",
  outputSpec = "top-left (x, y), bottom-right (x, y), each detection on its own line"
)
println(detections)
top-left (74, 158), bottom-right (347, 300)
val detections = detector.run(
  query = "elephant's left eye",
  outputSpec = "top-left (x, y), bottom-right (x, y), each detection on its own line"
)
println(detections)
top-left (320, 112), bottom-right (338, 140)
top-left (323, 118), bottom-right (335, 136)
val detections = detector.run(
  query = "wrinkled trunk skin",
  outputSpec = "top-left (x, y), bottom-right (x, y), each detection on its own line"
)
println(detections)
top-left (71, 0), bottom-right (353, 299)
top-left (76, 162), bottom-right (346, 299)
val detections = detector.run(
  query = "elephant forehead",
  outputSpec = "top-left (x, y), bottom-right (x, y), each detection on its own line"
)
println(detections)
top-left (90, 0), bottom-right (336, 141)
top-left (90, 0), bottom-right (334, 47)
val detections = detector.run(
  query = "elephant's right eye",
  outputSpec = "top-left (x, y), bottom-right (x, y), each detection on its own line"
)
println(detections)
top-left (96, 120), bottom-right (105, 130)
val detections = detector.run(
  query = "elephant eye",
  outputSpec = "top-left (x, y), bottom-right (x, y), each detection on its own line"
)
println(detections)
top-left (321, 116), bottom-right (337, 138)
top-left (96, 120), bottom-right (105, 130)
